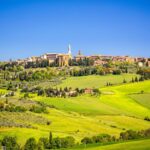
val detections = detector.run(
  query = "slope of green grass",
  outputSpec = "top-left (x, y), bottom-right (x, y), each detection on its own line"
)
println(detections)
top-left (1, 110), bottom-right (150, 145)
top-left (129, 93), bottom-right (150, 109)
top-left (69, 139), bottom-right (150, 150)
top-left (33, 80), bottom-right (150, 118)
top-left (56, 74), bottom-right (139, 89)
top-left (33, 95), bottom-right (123, 115)
top-left (0, 76), bottom-right (150, 147)
top-left (100, 81), bottom-right (150, 118)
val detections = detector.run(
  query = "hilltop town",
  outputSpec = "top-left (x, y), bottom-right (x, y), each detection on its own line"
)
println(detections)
top-left (6, 45), bottom-right (150, 68)
top-left (0, 46), bottom-right (150, 150)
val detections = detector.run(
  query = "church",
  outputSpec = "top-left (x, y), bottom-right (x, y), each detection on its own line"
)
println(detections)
top-left (41, 44), bottom-right (72, 67)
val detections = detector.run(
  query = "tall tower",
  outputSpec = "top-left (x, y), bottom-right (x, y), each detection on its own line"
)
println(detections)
top-left (68, 44), bottom-right (71, 55)
top-left (68, 44), bottom-right (72, 59)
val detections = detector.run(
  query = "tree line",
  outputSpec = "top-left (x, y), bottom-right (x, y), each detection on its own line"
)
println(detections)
top-left (0, 99), bottom-right (48, 114)
top-left (137, 68), bottom-right (150, 80)
top-left (21, 86), bottom-right (101, 98)
top-left (1, 128), bottom-right (150, 150)
top-left (81, 128), bottom-right (150, 145)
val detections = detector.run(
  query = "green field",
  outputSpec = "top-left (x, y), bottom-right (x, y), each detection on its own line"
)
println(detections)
top-left (69, 139), bottom-right (150, 150)
top-left (129, 93), bottom-right (150, 109)
top-left (0, 74), bottom-right (150, 148)
top-left (33, 80), bottom-right (150, 118)
top-left (56, 74), bottom-right (139, 89)
top-left (100, 81), bottom-right (150, 118)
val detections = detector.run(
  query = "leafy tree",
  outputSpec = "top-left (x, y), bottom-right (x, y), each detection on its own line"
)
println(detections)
top-left (81, 137), bottom-right (93, 144)
top-left (24, 93), bottom-right (29, 99)
top-left (24, 138), bottom-right (37, 150)
top-left (62, 136), bottom-right (75, 148)
top-left (52, 137), bottom-right (61, 149)
top-left (123, 79), bottom-right (127, 83)
top-left (38, 138), bottom-right (49, 149)
top-left (49, 131), bottom-right (53, 148)
top-left (37, 140), bottom-right (44, 150)
top-left (113, 70), bottom-right (121, 75)
top-left (135, 77), bottom-right (139, 82)
top-left (1, 136), bottom-right (20, 150)
top-left (131, 77), bottom-right (135, 83)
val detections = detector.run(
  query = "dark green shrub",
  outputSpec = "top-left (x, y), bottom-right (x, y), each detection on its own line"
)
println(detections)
top-left (24, 137), bottom-right (37, 150)
top-left (1, 136), bottom-right (20, 150)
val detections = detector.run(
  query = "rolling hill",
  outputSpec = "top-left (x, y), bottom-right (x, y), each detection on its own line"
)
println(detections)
top-left (0, 74), bottom-right (150, 148)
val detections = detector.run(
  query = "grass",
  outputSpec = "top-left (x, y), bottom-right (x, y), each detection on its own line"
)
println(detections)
top-left (68, 139), bottom-right (150, 150)
top-left (0, 75), bottom-right (150, 147)
top-left (33, 80), bottom-right (150, 118)
top-left (56, 74), bottom-right (139, 89)
top-left (33, 95), bottom-right (123, 115)
top-left (1, 109), bottom-right (150, 145)
top-left (129, 93), bottom-right (150, 110)
top-left (100, 80), bottom-right (150, 118)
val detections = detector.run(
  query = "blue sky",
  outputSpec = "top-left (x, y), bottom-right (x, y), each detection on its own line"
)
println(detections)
top-left (0, 0), bottom-right (150, 60)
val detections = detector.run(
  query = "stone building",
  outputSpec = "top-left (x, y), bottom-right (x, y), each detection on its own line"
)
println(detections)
top-left (40, 45), bottom-right (72, 66)
top-left (57, 54), bottom-right (70, 66)
top-left (41, 53), bottom-right (59, 64)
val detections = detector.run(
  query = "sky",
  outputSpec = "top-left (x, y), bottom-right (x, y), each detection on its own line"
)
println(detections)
top-left (0, 0), bottom-right (150, 60)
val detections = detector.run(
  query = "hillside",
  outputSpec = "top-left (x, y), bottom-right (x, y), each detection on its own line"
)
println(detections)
top-left (0, 75), bottom-right (150, 146)
top-left (69, 139), bottom-right (150, 150)
top-left (56, 74), bottom-right (139, 89)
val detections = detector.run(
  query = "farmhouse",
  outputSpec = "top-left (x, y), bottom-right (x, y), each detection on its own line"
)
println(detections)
top-left (84, 88), bottom-right (93, 94)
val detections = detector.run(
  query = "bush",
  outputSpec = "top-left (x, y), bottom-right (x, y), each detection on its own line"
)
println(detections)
top-left (24, 93), bottom-right (29, 99)
top-left (91, 134), bottom-right (112, 143)
top-left (37, 140), bottom-right (44, 150)
top-left (15, 106), bottom-right (27, 112)
top-left (113, 70), bottom-right (121, 75)
top-left (1, 136), bottom-right (20, 150)
top-left (61, 136), bottom-right (75, 148)
top-left (52, 136), bottom-right (75, 148)
top-left (52, 137), bottom-right (62, 149)
top-left (144, 116), bottom-right (150, 121)
top-left (24, 137), bottom-right (37, 150)
top-left (29, 105), bottom-right (47, 113)
top-left (120, 130), bottom-right (139, 140)
top-left (1, 103), bottom-right (26, 112)
top-left (81, 137), bottom-right (93, 144)
top-left (38, 138), bottom-right (49, 149)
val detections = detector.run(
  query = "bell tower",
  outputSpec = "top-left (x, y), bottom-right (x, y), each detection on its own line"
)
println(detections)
top-left (68, 44), bottom-right (72, 58)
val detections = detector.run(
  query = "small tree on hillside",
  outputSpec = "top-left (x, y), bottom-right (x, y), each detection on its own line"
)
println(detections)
top-left (1, 136), bottom-right (20, 150)
top-left (24, 137), bottom-right (37, 150)
top-left (123, 79), bottom-right (127, 83)
top-left (135, 77), bottom-right (139, 82)
top-left (49, 131), bottom-right (53, 148)
top-left (37, 140), bottom-right (44, 150)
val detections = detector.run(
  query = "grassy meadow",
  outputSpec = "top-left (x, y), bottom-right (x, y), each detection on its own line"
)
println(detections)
top-left (33, 80), bottom-right (150, 118)
top-left (69, 139), bottom-right (150, 150)
top-left (0, 74), bottom-right (150, 149)
top-left (56, 74), bottom-right (139, 89)
top-left (129, 93), bottom-right (150, 109)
